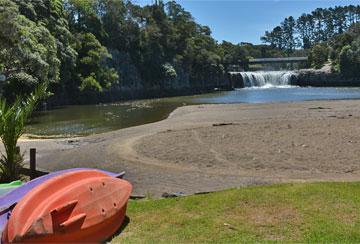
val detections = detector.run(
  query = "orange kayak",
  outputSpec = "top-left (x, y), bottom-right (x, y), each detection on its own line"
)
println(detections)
top-left (3, 170), bottom-right (132, 243)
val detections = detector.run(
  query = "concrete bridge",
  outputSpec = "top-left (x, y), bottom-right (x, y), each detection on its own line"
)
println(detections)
top-left (225, 56), bottom-right (308, 72)
top-left (248, 57), bottom-right (308, 64)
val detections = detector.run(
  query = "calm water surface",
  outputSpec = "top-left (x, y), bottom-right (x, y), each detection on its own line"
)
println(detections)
top-left (26, 87), bottom-right (360, 136)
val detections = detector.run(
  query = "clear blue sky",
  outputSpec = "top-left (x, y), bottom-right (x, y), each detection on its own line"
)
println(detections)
top-left (134, 0), bottom-right (360, 44)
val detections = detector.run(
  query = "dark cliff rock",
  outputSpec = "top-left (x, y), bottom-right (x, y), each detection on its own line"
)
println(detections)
top-left (47, 78), bottom-right (232, 107)
top-left (228, 72), bottom-right (244, 88)
top-left (294, 70), bottom-right (360, 87)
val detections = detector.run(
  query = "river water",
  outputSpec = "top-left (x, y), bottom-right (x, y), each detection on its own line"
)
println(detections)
top-left (27, 86), bottom-right (360, 137)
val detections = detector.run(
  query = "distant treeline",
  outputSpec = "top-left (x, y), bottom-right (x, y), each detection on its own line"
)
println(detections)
top-left (261, 5), bottom-right (360, 52)
top-left (0, 0), bottom-right (223, 103)
top-left (262, 5), bottom-right (360, 78)
top-left (0, 1), bottom-right (359, 105)
top-left (0, 0), bottom-right (301, 104)
top-left (312, 22), bottom-right (360, 77)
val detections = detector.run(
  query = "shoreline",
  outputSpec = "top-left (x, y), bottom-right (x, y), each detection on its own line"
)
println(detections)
top-left (15, 99), bottom-right (360, 197)
top-left (26, 89), bottom-right (360, 139)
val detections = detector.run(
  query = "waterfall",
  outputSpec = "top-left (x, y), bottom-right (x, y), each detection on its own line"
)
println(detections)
top-left (237, 71), bottom-right (296, 88)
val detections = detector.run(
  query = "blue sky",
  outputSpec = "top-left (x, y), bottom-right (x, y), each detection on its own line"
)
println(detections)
top-left (134, 0), bottom-right (360, 44)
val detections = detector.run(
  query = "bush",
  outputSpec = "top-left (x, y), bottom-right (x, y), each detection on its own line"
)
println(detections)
top-left (162, 63), bottom-right (177, 80)
top-left (310, 44), bottom-right (329, 69)
top-left (339, 45), bottom-right (353, 75)
top-left (339, 40), bottom-right (360, 77)
top-left (162, 63), bottom-right (177, 88)
top-left (2, 73), bottom-right (38, 102)
top-left (0, 83), bottom-right (47, 182)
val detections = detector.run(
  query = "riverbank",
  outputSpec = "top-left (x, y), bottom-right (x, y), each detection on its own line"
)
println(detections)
top-left (47, 84), bottom-right (231, 107)
top-left (295, 69), bottom-right (360, 87)
top-left (17, 99), bottom-right (360, 197)
top-left (45, 69), bottom-right (360, 108)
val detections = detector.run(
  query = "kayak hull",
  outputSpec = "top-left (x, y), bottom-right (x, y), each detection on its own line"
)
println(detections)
top-left (0, 168), bottom-right (125, 239)
top-left (3, 170), bottom-right (132, 243)
top-left (0, 181), bottom-right (22, 198)
top-left (0, 168), bottom-right (124, 211)
top-left (2, 206), bottom-right (127, 243)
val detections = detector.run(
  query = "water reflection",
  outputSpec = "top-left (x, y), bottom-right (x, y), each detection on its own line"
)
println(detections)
top-left (27, 87), bottom-right (360, 136)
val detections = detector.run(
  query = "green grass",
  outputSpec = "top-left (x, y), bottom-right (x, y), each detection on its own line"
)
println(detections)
top-left (111, 182), bottom-right (360, 243)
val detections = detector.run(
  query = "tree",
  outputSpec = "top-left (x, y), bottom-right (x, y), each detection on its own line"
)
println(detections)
top-left (296, 14), bottom-right (310, 48)
top-left (310, 44), bottom-right (329, 69)
top-left (281, 16), bottom-right (296, 54)
top-left (1, 0), bottom-right (76, 99)
top-left (323, 8), bottom-right (335, 40)
top-left (76, 33), bottom-right (119, 91)
top-left (339, 45), bottom-right (353, 75)
top-left (0, 83), bottom-right (48, 182)
top-left (75, 32), bottom-right (118, 91)
top-left (334, 6), bottom-right (347, 34)
top-left (99, 0), bottom-right (127, 49)
top-left (162, 62), bottom-right (177, 88)
top-left (44, 0), bottom-right (78, 95)
top-left (66, 0), bottom-right (108, 43)
top-left (312, 8), bottom-right (325, 42)
top-left (261, 26), bottom-right (284, 50)
top-left (339, 40), bottom-right (360, 77)
top-left (0, 0), bottom-right (60, 101)
top-left (263, 5), bottom-right (360, 50)
top-left (327, 22), bottom-right (359, 70)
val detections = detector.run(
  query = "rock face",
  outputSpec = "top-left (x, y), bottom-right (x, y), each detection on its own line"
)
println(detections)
top-left (228, 72), bottom-right (244, 88)
top-left (294, 70), bottom-right (360, 87)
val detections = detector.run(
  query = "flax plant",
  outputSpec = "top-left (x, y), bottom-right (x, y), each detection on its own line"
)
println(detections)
top-left (0, 83), bottom-right (47, 182)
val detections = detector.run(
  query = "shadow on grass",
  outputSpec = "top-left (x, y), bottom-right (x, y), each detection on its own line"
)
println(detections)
top-left (105, 216), bottom-right (130, 243)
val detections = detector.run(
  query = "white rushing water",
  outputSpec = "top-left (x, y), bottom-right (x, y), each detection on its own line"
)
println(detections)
top-left (238, 71), bottom-right (295, 88)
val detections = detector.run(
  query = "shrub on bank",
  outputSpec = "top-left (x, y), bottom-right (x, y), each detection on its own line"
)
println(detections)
top-left (339, 40), bottom-right (360, 77)
top-left (309, 44), bottom-right (329, 69)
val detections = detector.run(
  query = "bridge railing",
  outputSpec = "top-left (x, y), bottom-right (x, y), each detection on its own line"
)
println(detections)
top-left (249, 57), bottom-right (308, 64)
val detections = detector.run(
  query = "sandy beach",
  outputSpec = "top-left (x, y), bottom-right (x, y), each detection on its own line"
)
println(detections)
top-left (16, 100), bottom-right (360, 197)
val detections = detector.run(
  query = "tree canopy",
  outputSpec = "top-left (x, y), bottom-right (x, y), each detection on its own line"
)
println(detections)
top-left (0, 0), bottom-right (230, 102)
top-left (0, 1), bottom-right (359, 104)
top-left (262, 5), bottom-right (360, 53)
top-left (0, 0), bottom-right (60, 100)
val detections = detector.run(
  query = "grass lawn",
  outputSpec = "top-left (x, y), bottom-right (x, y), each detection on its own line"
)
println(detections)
top-left (111, 182), bottom-right (360, 243)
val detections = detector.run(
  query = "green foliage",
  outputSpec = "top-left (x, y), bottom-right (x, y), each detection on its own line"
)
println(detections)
top-left (261, 26), bottom-right (284, 50)
top-left (339, 40), bottom-right (360, 77)
top-left (75, 32), bottom-right (118, 91)
top-left (65, 0), bottom-right (225, 91)
top-left (47, 0), bottom-right (78, 94)
top-left (1, 0), bottom-right (358, 103)
top-left (0, 83), bottom-right (48, 182)
top-left (66, 0), bottom-right (108, 42)
top-left (262, 5), bottom-right (360, 51)
top-left (13, 0), bottom-right (77, 96)
top-left (311, 22), bottom-right (360, 74)
top-left (328, 22), bottom-right (360, 72)
top-left (281, 16), bottom-right (296, 54)
top-left (220, 41), bottom-right (301, 71)
top-left (310, 44), bottom-right (329, 69)
top-left (339, 45), bottom-right (353, 74)
top-left (304, 21), bottom-right (360, 73)
top-left (162, 62), bottom-right (177, 84)
top-left (79, 74), bottom-right (102, 92)
top-left (0, 0), bottom-right (61, 101)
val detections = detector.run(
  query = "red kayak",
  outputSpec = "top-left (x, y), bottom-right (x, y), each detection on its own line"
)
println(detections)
top-left (3, 170), bottom-right (132, 243)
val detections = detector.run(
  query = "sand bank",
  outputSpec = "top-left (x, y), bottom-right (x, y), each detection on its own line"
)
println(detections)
top-left (16, 100), bottom-right (360, 197)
